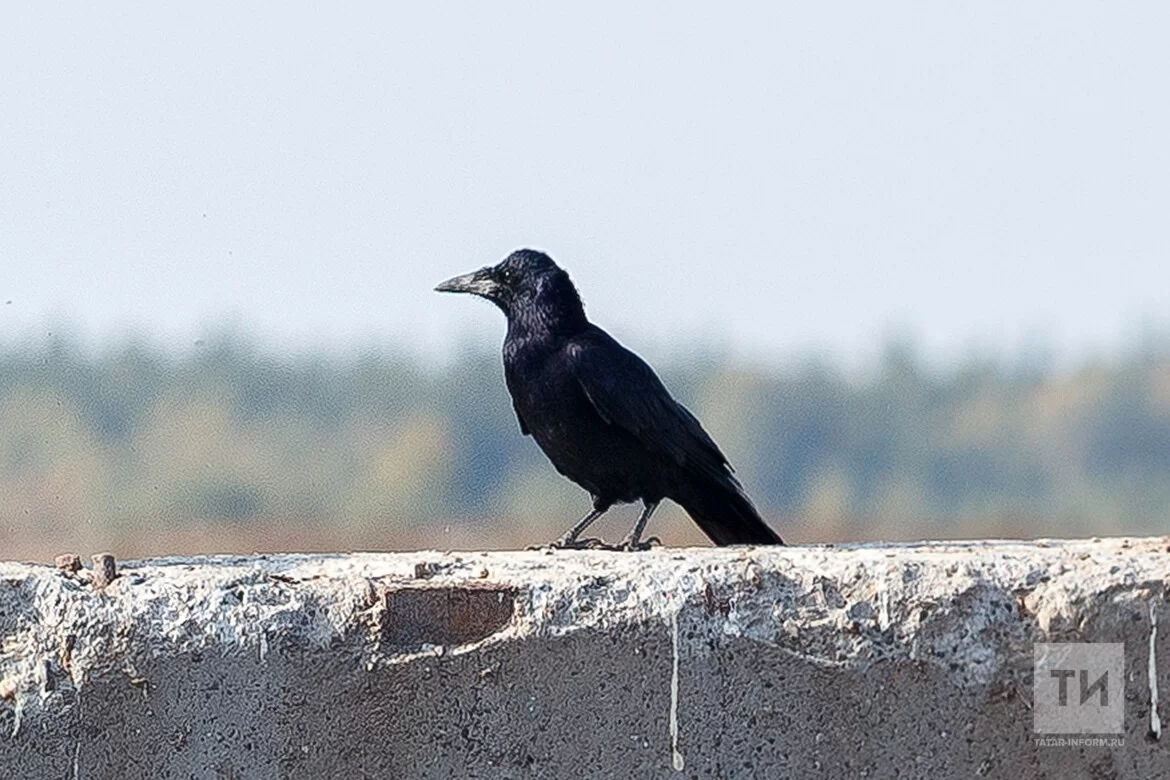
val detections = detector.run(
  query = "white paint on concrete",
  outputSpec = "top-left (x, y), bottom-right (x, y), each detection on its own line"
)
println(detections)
top-left (670, 607), bottom-right (684, 772)
top-left (1150, 599), bottom-right (1162, 741)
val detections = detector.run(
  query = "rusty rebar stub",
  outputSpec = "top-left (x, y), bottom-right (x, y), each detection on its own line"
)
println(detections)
top-left (54, 554), bottom-right (82, 575)
top-left (92, 553), bottom-right (118, 588)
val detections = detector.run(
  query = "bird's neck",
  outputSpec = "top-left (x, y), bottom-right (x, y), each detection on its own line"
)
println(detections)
top-left (505, 297), bottom-right (588, 345)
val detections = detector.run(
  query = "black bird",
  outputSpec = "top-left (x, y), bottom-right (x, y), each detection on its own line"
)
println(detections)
top-left (435, 249), bottom-right (784, 549)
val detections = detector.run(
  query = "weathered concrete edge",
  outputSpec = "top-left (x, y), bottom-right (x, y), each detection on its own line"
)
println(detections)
top-left (2, 537), bottom-right (1168, 726)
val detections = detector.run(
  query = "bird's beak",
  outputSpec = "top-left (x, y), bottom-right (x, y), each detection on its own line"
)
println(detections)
top-left (434, 267), bottom-right (500, 298)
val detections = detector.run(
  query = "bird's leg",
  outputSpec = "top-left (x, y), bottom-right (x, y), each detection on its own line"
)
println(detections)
top-left (620, 500), bottom-right (662, 551)
top-left (547, 501), bottom-right (612, 549)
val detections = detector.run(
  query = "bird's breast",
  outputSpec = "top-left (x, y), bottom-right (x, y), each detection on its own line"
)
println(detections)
top-left (502, 341), bottom-right (667, 503)
top-left (504, 349), bottom-right (606, 447)
top-left (506, 353), bottom-right (588, 428)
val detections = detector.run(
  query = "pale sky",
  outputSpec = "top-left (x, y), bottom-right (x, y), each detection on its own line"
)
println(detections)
top-left (2, 2), bottom-right (1167, 366)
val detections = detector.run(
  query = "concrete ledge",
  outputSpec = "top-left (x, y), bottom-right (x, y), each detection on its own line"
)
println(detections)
top-left (2, 539), bottom-right (1169, 778)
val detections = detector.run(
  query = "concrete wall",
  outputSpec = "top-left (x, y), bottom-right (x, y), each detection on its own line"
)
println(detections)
top-left (1, 539), bottom-right (1168, 778)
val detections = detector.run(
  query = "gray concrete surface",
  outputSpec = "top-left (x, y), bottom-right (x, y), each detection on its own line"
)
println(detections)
top-left (1, 539), bottom-right (1169, 779)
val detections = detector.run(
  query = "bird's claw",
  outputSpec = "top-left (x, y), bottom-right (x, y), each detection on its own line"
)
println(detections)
top-left (617, 535), bottom-right (662, 552)
top-left (529, 534), bottom-right (663, 553)
top-left (531, 536), bottom-right (612, 551)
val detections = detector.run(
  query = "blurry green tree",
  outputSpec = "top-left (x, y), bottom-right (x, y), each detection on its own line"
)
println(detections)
top-left (0, 328), bottom-right (1167, 558)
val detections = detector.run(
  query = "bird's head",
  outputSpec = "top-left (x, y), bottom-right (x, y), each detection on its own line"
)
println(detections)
top-left (435, 249), bottom-right (585, 325)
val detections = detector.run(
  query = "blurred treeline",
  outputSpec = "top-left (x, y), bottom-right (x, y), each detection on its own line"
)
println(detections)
top-left (2, 329), bottom-right (1169, 560)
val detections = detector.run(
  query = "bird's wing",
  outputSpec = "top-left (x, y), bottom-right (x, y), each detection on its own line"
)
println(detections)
top-left (511, 397), bottom-right (531, 436)
top-left (566, 328), bottom-right (733, 486)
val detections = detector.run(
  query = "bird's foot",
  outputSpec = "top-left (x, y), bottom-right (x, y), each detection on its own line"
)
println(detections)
top-left (617, 535), bottom-right (662, 552)
top-left (530, 536), bottom-right (612, 551)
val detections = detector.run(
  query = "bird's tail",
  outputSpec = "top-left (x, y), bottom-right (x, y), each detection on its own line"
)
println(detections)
top-left (675, 479), bottom-right (784, 546)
